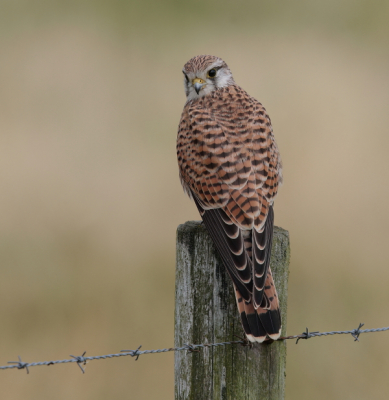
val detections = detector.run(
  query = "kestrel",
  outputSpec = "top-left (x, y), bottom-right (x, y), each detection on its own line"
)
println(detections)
top-left (177, 55), bottom-right (283, 343)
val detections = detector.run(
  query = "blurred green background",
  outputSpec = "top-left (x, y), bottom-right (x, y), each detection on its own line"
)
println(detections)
top-left (1, 1), bottom-right (389, 399)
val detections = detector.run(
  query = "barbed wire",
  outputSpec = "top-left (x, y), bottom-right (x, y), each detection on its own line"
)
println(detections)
top-left (1, 323), bottom-right (388, 374)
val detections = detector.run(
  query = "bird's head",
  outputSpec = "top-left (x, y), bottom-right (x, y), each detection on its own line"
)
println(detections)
top-left (182, 55), bottom-right (235, 101)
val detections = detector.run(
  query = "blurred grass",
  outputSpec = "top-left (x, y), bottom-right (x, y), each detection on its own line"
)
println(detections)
top-left (1, 1), bottom-right (389, 399)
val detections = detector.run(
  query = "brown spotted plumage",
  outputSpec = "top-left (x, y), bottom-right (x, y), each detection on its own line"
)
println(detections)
top-left (177, 55), bottom-right (283, 342)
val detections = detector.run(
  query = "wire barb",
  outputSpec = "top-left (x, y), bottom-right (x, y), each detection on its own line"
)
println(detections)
top-left (121, 345), bottom-right (142, 361)
top-left (8, 356), bottom-right (29, 374)
top-left (351, 323), bottom-right (364, 342)
top-left (183, 344), bottom-right (200, 354)
top-left (296, 327), bottom-right (319, 344)
top-left (70, 351), bottom-right (87, 374)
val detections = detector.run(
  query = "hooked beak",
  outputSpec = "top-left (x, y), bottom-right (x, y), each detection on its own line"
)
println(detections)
top-left (192, 78), bottom-right (206, 94)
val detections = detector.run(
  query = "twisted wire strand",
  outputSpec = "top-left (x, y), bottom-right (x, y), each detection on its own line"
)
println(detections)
top-left (1, 324), bottom-right (388, 373)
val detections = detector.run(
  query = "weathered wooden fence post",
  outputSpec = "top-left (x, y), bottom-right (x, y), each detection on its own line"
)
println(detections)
top-left (175, 221), bottom-right (290, 400)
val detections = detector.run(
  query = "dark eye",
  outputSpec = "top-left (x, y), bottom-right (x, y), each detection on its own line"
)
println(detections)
top-left (208, 69), bottom-right (217, 78)
top-left (183, 71), bottom-right (189, 82)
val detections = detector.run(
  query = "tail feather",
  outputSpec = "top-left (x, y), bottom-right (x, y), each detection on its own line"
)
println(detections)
top-left (234, 286), bottom-right (255, 342)
top-left (234, 286), bottom-right (267, 343)
top-left (234, 266), bottom-right (281, 342)
top-left (244, 299), bottom-right (267, 342)
top-left (241, 231), bottom-right (281, 341)
top-left (256, 267), bottom-right (281, 340)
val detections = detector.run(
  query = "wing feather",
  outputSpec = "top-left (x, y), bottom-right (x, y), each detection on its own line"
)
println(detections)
top-left (252, 206), bottom-right (274, 308)
top-left (194, 196), bottom-right (252, 295)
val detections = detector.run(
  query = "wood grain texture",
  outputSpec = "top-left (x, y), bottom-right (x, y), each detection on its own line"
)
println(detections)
top-left (175, 221), bottom-right (290, 400)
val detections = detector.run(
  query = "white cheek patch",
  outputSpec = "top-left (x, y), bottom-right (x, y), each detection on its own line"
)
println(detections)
top-left (216, 69), bottom-right (233, 88)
